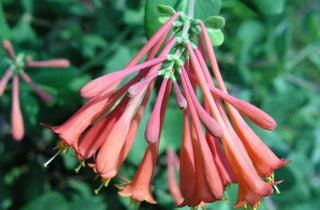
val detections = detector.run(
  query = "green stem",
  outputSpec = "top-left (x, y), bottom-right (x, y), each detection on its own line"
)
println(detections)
top-left (188, 0), bottom-right (194, 19)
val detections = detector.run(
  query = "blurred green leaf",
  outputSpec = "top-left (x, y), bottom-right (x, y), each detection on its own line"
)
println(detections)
top-left (81, 34), bottom-right (107, 59)
top-left (21, 92), bottom-right (39, 125)
top-left (12, 21), bottom-right (38, 44)
top-left (21, 192), bottom-right (68, 210)
top-left (19, 159), bottom-right (45, 202)
top-left (0, 0), bottom-right (11, 39)
top-left (21, 0), bottom-right (34, 13)
top-left (62, 149), bottom-right (78, 170)
top-left (68, 180), bottom-right (92, 198)
top-left (251, 0), bottom-right (285, 15)
top-left (104, 45), bottom-right (132, 74)
top-left (69, 197), bottom-right (107, 210)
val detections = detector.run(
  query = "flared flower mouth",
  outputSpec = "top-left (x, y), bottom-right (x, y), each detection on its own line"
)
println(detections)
top-left (40, 8), bottom-right (288, 209)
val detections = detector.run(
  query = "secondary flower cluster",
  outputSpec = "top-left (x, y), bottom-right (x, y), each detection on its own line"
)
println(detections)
top-left (0, 40), bottom-right (69, 140)
top-left (44, 12), bottom-right (287, 209)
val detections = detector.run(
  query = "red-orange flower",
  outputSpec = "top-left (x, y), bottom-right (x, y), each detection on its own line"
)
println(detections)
top-left (43, 11), bottom-right (288, 209)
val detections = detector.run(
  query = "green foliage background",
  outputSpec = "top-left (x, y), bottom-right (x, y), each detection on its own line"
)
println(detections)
top-left (0, 0), bottom-right (319, 209)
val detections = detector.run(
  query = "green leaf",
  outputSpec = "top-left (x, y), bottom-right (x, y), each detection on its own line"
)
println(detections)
top-left (252, 0), bottom-right (285, 15)
top-left (62, 149), bottom-right (78, 170)
top-left (21, 192), bottom-right (69, 210)
top-left (20, 92), bottom-right (39, 125)
top-left (237, 20), bottom-right (264, 50)
top-left (207, 28), bottom-right (224, 46)
top-left (193, 0), bottom-right (221, 21)
top-left (157, 4), bottom-right (176, 17)
top-left (204, 15), bottom-right (225, 29)
top-left (81, 34), bottom-right (107, 59)
top-left (21, 0), bottom-right (34, 13)
top-left (0, 0), bottom-right (11, 39)
top-left (145, 0), bottom-right (221, 38)
top-left (69, 196), bottom-right (107, 210)
top-left (21, 160), bottom-right (45, 200)
top-left (12, 21), bottom-right (38, 44)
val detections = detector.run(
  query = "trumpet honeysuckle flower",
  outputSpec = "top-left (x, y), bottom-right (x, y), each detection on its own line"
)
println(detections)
top-left (0, 40), bottom-right (70, 141)
top-left (44, 9), bottom-right (288, 209)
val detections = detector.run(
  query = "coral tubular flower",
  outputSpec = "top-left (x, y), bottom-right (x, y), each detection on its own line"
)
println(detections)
top-left (44, 10), bottom-right (288, 209)
top-left (199, 21), bottom-right (288, 176)
top-left (145, 78), bottom-right (168, 144)
top-left (119, 80), bottom-right (172, 205)
top-left (11, 75), bottom-right (24, 141)
top-left (0, 40), bottom-right (69, 140)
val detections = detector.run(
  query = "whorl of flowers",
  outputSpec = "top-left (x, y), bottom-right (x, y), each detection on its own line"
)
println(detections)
top-left (43, 6), bottom-right (288, 209)
top-left (0, 40), bottom-right (70, 141)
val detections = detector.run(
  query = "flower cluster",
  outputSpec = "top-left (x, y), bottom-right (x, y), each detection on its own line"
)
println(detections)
top-left (44, 12), bottom-right (288, 209)
top-left (0, 40), bottom-right (70, 140)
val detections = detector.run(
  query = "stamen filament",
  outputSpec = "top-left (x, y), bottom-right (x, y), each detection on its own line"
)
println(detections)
top-left (94, 182), bottom-right (105, 194)
top-left (74, 160), bottom-right (85, 173)
top-left (43, 149), bottom-right (63, 168)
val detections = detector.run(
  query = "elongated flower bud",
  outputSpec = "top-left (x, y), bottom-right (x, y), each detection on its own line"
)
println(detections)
top-left (0, 68), bottom-right (13, 96)
top-left (173, 81), bottom-right (187, 110)
top-left (2, 40), bottom-right (16, 60)
top-left (27, 59), bottom-right (70, 68)
top-left (11, 76), bottom-right (24, 140)
top-left (145, 78), bottom-right (168, 144)
top-left (182, 70), bottom-right (222, 138)
top-left (127, 73), bottom-right (158, 97)
top-left (209, 85), bottom-right (277, 130)
top-left (80, 56), bottom-right (166, 98)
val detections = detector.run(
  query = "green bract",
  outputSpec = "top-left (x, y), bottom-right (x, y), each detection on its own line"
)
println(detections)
top-left (207, 28), bottom-right (224, 46)
top-left (204, 16), bottom-right (225, 29)
top-left (145, 0), bottom-right (221, 38)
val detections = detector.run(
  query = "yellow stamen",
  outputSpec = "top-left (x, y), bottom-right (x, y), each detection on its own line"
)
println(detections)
top-left (43, 142), bottom-right (68, 168)
top-left (114, 184), bottom-right (125, 190)
top-left (43, 149), bottom-right (62, 168)
top-left (274, 184), bottom-right (281, 194)
top-left (74, 160), bottom-right (85, 173)
top-left (94, 178), bottom-right (111, 194)
top-left (266, 173), bottom-right (281, 194)
top-left (244, 204), bottom-right (248, 210)
top-left (253, 201), bottom-right (261, 210)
